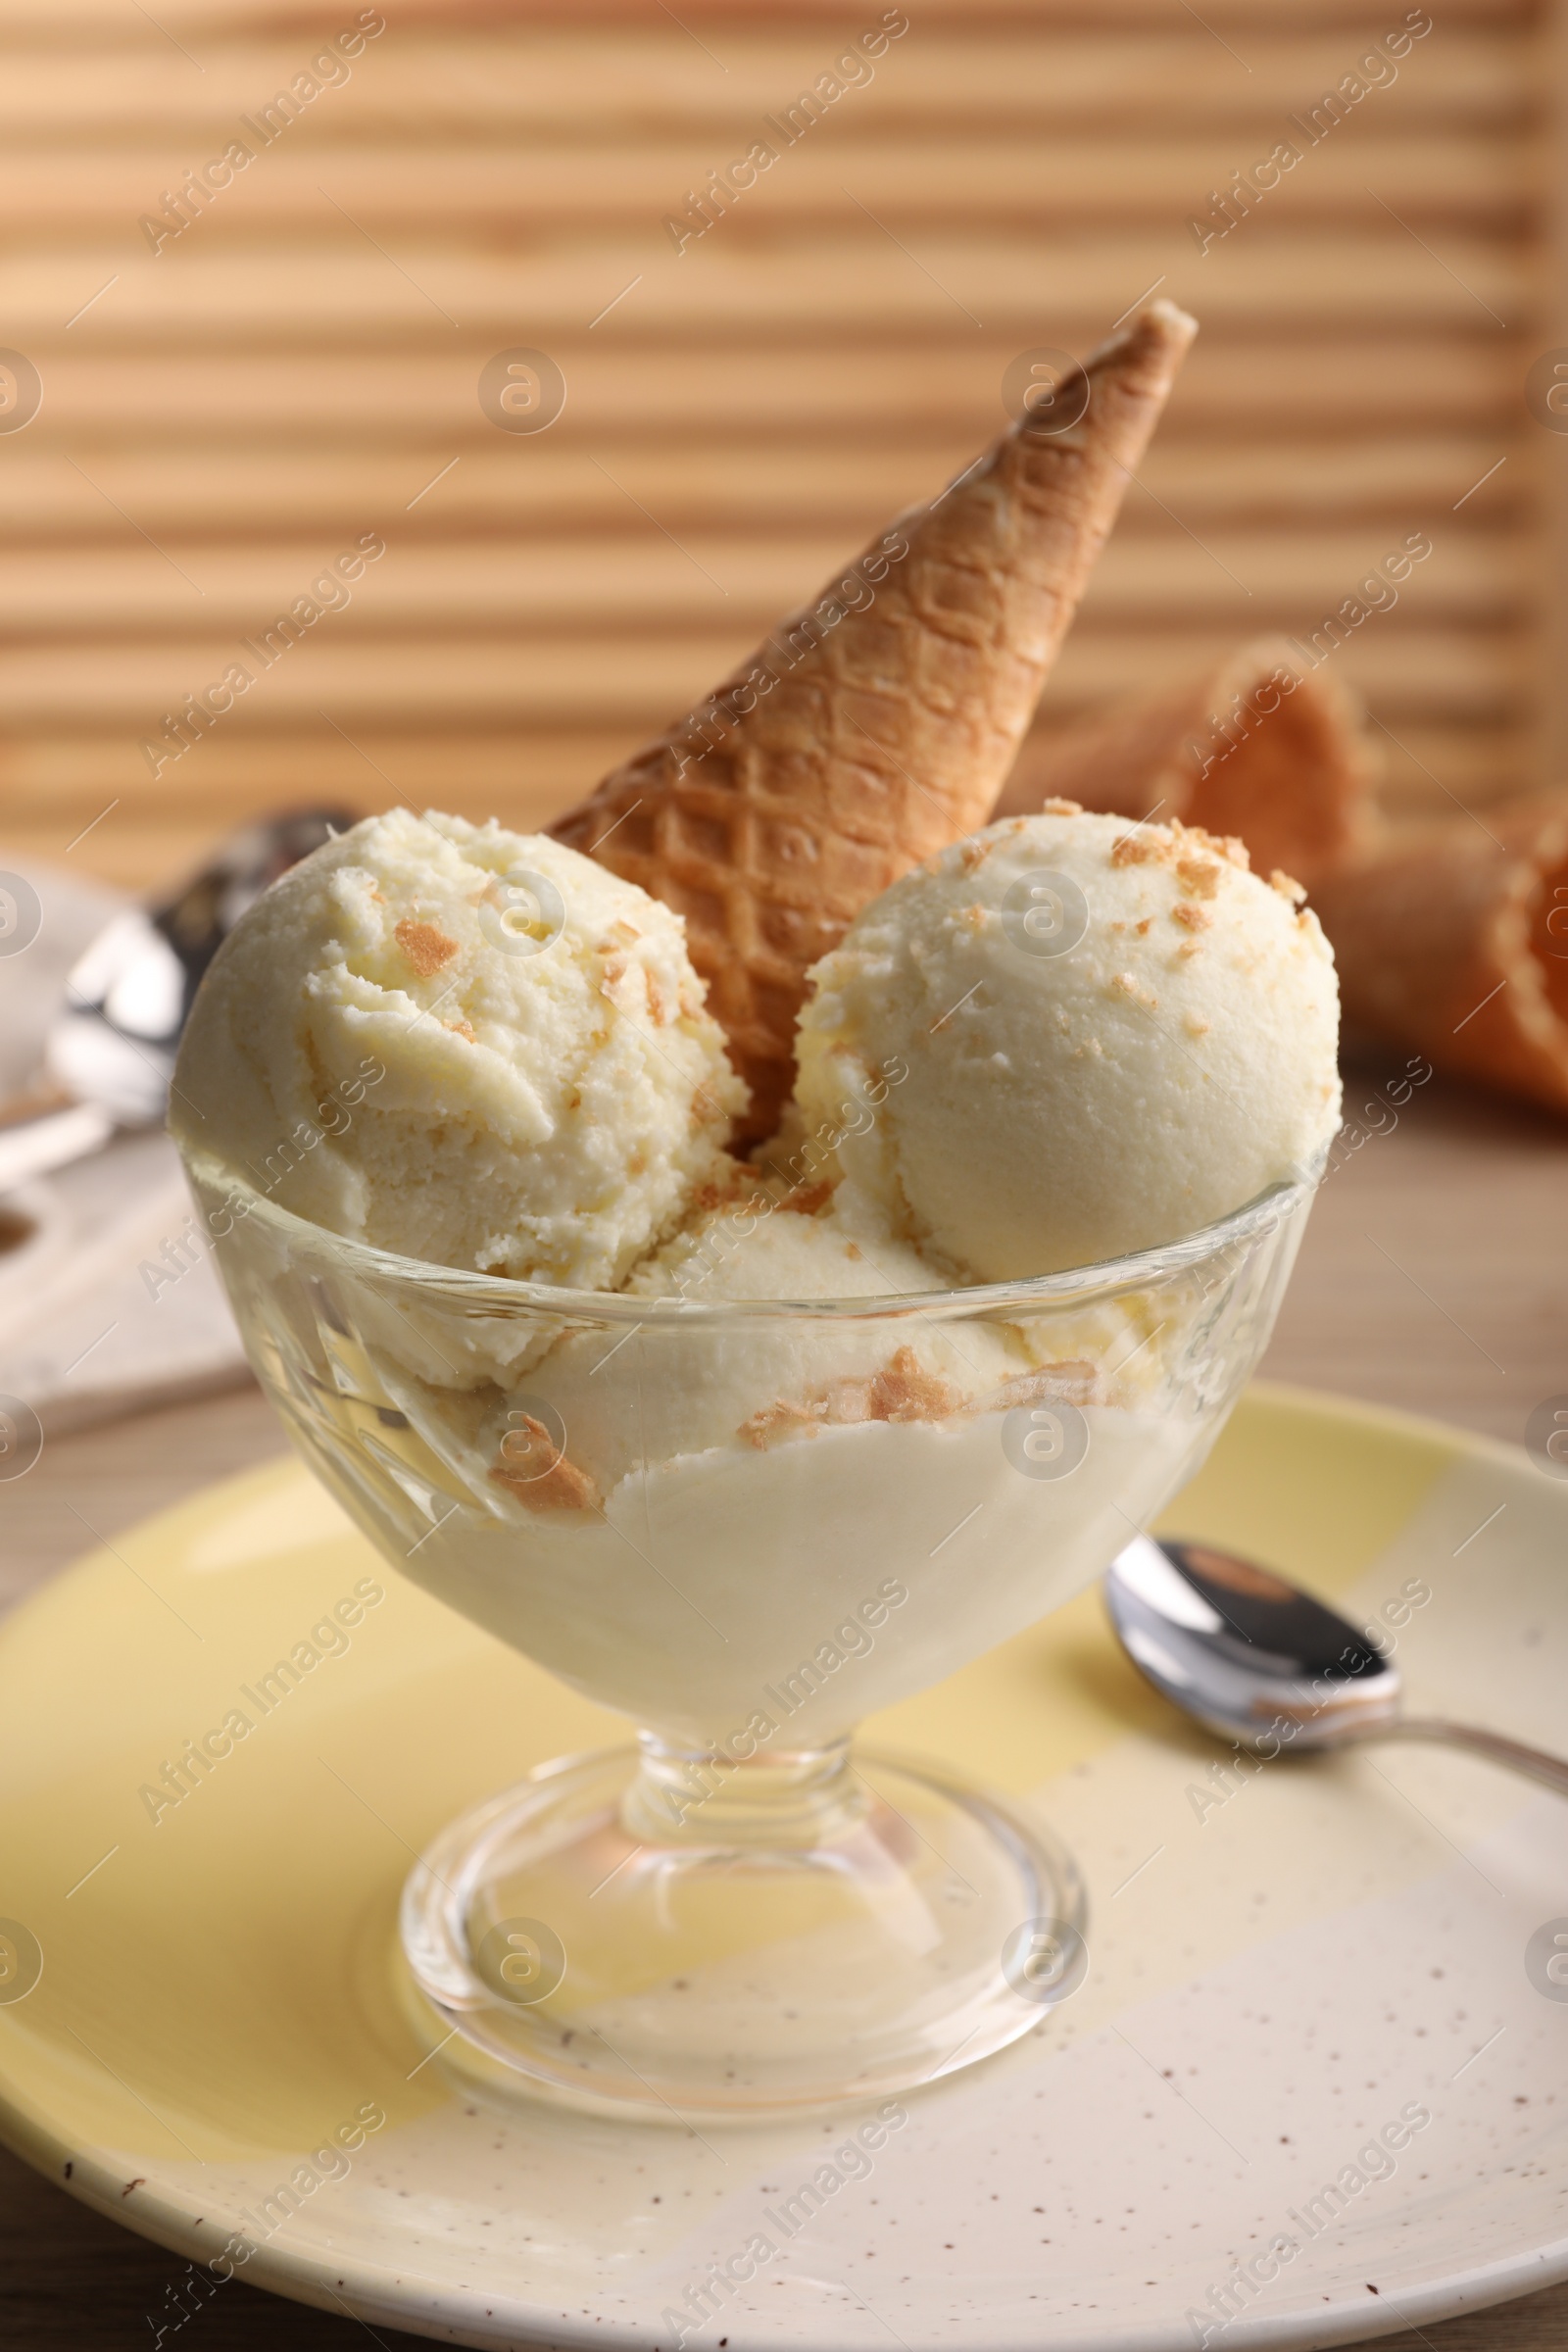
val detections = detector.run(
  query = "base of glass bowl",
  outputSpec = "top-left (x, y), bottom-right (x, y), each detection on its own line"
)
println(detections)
top-left (399, 1735), bottom-right (1085, 2117)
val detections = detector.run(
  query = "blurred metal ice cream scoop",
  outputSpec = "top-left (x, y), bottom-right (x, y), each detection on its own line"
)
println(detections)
top-left (0, 808), bottom-right (356, 1193)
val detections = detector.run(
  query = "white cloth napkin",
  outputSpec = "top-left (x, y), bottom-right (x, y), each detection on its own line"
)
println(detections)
top-left (0, 857), bottom-right (252, 1437)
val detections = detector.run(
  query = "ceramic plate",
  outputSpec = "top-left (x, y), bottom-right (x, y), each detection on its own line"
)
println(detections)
top-left (1, 1383), bottom-right (1565, 2351)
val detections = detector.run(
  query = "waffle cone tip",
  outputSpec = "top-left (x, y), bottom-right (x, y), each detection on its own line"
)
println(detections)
top-left (552, 300), bottom-right (1199, 1137)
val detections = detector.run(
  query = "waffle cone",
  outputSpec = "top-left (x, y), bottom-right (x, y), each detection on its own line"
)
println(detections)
top-left (551, 300), bottom-right (1197, 1137)
top-left (1311, 796), bottom-right (1568, 1114)
top-left (993, 637), bottom-right (1375, 886)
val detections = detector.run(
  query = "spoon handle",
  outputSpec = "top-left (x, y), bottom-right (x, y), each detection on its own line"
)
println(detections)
top-left (1358, 1716), bottom-right (1568, 1798)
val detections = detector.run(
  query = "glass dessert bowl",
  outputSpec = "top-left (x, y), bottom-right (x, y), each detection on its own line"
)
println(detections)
top-left (182, 1145), bottom-right (1316, 2116)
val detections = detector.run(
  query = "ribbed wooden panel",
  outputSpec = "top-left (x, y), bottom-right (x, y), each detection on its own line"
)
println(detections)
top-left (0, 0), bottom-right (1546, 888)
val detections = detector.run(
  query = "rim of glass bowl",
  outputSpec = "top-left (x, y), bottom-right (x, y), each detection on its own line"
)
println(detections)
top-left (177, 1143), bottom-right (1324, 1328)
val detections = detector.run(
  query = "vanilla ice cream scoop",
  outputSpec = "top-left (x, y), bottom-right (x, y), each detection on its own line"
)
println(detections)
top-left (170, 808), bottom-right (746, 1288)
top-left (795, 808), bottom-right (1341, 1279)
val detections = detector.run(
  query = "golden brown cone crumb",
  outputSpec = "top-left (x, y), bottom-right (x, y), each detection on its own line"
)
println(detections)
top-left (551, 302), bottom-right (1198, 1139)
top-left (740, 1397), bottom-right (814, 1449)
top-left (993, 636), bottom-right (1374, 888)
top-left (779, 1179), bottom-right (835, 1215)
top-left (866, 1347), bottom-right (961, 1424)
top-left (394, 917), bottom-right (460, 977)
top-left (1310, 797), bottom-right (1568, 1116)
top-left (490, 1419), bottom-right (600, 1512)
top-left (741, 1345), bottom-right (963, 1448)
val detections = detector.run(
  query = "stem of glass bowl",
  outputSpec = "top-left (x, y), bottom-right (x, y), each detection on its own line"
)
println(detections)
top-left (620, 1730), bottom-right (868, 1849)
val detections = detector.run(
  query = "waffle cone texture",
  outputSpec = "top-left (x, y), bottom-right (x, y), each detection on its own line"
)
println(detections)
top-left (551, 300), bottom-right (1197, 1137)
top-left (1311, 796), bottom-right (1568, 1115)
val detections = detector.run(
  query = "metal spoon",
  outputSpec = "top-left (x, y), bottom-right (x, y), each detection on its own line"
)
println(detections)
top-left (1104, 1534), bottom-right (1568, 1796)
top-left (0, 806), bottom-right (356, 1193)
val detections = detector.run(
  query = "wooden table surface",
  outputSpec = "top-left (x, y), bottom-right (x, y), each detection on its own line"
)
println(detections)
top-left (3, 1057), bottom-right (1566, 2349)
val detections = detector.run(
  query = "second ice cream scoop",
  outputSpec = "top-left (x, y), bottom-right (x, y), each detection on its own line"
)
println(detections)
top-left (796, 807), bottom-right (1342, 1280)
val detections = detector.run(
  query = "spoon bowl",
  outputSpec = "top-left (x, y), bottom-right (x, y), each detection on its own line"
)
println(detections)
top-left (1104, 1534), bottom-right (1568, 1793)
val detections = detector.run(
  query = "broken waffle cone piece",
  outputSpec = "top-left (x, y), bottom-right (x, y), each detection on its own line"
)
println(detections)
top-left (992, 637), bottom-right (1375, 887)
top-left (1310, 795), bottom-right (1568, 1115)
top-left (551, 299), bottom-right (1197, 1139)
